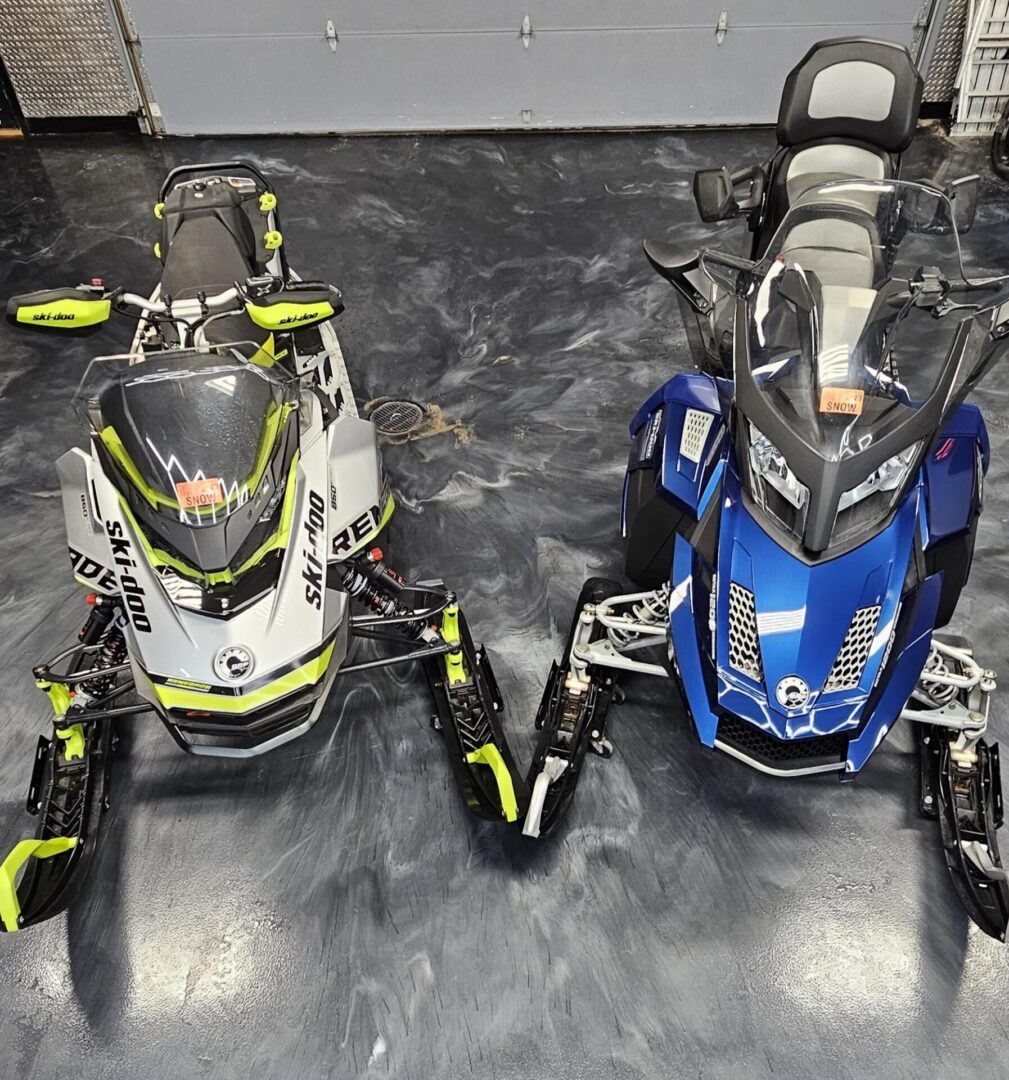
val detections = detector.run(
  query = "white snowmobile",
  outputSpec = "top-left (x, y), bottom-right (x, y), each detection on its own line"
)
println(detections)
top-left (0, 162), bottom-right (523, 933)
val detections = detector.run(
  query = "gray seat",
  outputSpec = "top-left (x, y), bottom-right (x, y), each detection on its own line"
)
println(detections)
top-left (778, 217), bottom-right (877, 289)
top-left (756, 38), bottom-right (923, 257)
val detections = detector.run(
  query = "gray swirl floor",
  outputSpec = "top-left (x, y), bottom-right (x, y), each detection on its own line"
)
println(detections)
top-left (0, 127), bottom-right (1007, 1080)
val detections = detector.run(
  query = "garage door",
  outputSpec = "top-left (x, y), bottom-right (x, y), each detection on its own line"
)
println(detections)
top-left (126, 0), bottom-right (935, 135)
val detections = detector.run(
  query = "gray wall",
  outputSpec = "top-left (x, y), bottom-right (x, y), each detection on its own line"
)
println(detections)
top-left (124, 1), bottom-right (933, 135)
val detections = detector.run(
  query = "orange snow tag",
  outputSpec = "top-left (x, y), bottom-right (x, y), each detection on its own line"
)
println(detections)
top-left (819, 387), bottom-right (865, 416)
top-left (175, 478), bottom-right (224, 509)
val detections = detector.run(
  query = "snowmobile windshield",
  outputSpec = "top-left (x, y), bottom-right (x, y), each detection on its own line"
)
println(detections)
top-left (74, 347), bottom-right (300, 590)
top-left (716, 179), bottom-right (1000, 554)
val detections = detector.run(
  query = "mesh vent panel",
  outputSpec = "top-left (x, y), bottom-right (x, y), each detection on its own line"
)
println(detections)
top-left (680, 408), bottom-right (714, 464)
top-left (728, 583), bottom-right (763, 682)
top-left (825, 606), bottom-right (881, 693)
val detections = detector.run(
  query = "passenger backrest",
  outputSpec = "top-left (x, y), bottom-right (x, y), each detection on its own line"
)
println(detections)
top-left (777, 37), bottom-right (924, 154)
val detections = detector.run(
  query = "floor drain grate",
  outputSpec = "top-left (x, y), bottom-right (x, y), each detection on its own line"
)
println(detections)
top-left (370, 399), bottom-right (425, 437)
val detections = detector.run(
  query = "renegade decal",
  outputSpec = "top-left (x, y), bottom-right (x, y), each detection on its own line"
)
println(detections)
top-left (302, 490), bottom-right (326, 610)
top-left (331, 504), bottom-right (382, 557)
top-left (68, 547), bottom-right (117, 592)
top-left (105, 520), bottom-right (152, 632)
top-left (164, 677), bottom-right (213, 692)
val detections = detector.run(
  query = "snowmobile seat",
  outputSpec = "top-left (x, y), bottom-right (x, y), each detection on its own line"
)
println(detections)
top-left (757, 38), bottom-right (923, 256)
top-left (159, 179), bottom-right (268, 295)
top-left (159, 180), bottom-right (273, 353)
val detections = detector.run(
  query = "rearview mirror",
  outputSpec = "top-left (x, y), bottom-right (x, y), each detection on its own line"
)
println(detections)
top-left (948, 174), bottom-right (979, 235)
top-left (693, 164), bottom-right (766, 224)
top-left (6, 288), bottom-right (111, 333)
top-left (693, 168), bottom-right (738, 223)
top-left (245, 283), bottom-right (344, 332)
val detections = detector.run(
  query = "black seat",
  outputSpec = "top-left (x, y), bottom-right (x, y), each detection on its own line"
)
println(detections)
top-left (159, 179), bottom-right (271, 351)
top-left (756, 37), bottom-right (923, 257)
top-left (160, 180), bottom-right (264, 295)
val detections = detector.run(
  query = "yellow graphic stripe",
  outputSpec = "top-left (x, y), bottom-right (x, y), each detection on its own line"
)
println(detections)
top-left (116, 451), bottom-right (300, 587)
top-left (0, 837), bottom-right (77, 932)
top-left (465, 744), bottom-right (519, 822)
top-left (153, 643), bottom-right (335, 715)
top-left (15, 297), bottom-right (110, 329)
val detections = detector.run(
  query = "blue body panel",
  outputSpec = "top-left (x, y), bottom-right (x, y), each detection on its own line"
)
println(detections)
top-left (713, 463), bottom-right (919, 746)
top-left (671, 532), bottom-right (719, 747)
top-left (845, 574), bottom-right (942, 772)
top-left (924, 402), bottom-right (988, 544)
top-left (628, 374), bottom-right (987, 777)
top-left (626, 373), bottom-right (725, 520)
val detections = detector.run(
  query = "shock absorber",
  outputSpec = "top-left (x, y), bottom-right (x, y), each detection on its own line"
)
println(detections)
top-left (86, 622), bottom-right (128, 699)
top-left (341, 565), bottom-right (403, 618)
top-left (607, 585), bottom-right (670, 649)
top-left (340, 548), bottom-right (440, 643)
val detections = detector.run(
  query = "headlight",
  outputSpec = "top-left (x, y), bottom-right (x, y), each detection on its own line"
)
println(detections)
top-left (836, 444), bottom-right (919, 514)
top-left (830, 442), bottom-right (921, 547)
top-left (746, 423), bottom-right (809, 537)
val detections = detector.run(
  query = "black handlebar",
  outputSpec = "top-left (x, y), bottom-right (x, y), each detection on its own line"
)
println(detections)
top-left (700, 249), bottom-right (756, 273)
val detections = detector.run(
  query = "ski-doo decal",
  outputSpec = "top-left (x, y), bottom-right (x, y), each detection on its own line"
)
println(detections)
top-left (0, 160), bottom-right (521, 933)
top-left (105, 519), bottom-right (152, 633)
top-left (7, 289), bottom-right (111, 330)
top-left (302, 489), bottom-right (327, 609)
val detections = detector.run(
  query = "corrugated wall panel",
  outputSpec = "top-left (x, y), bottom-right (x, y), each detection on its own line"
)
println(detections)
top-left (123, 0), bottom-right (929, 134)
top-left (0, 0), bottom-right (136, 118)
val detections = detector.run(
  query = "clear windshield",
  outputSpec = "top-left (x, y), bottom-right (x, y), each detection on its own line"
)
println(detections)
top-left (74, 347), bottom-right (297, 528)
top-left (745, 179), bottom-right (966, 464)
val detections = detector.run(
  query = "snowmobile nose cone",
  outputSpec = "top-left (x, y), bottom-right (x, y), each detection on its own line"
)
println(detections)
top-left (774, 675), bottom-right (810, 710)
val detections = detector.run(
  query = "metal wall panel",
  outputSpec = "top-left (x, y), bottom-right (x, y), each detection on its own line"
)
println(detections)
top-left (0, 0), bottom-right (136, 117)
top-left (922, 0), bottom-right (968, 101)
top-left (123, 1), bottom-right (929, 134)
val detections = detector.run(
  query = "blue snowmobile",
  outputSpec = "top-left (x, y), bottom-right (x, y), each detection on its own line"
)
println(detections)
top-left (522, 38), bottom-right (1009, 941)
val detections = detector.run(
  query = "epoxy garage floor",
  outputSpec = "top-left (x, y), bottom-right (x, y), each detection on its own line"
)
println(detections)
top-left (1, 128), bottom-right (1008, 1080)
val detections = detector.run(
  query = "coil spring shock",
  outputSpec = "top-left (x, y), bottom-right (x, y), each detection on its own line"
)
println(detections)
top-left (919, 646), bottom-right (959, 708)
top-left (607, 585), bottom-right (670, 649)
top-left (342, 566), bottom-right (404, 617)
top-left (86, 626), bottom-right (128, 698)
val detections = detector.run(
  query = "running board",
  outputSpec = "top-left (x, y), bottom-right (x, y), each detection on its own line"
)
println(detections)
top-left (522, 659), bottom-right (615, 838)
top-left (0, 718), bottom-right (115, 932)
top-left (425, 607), bottom-right (526, 823)
top-left (921, 724), bottom-right (1009, 941)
